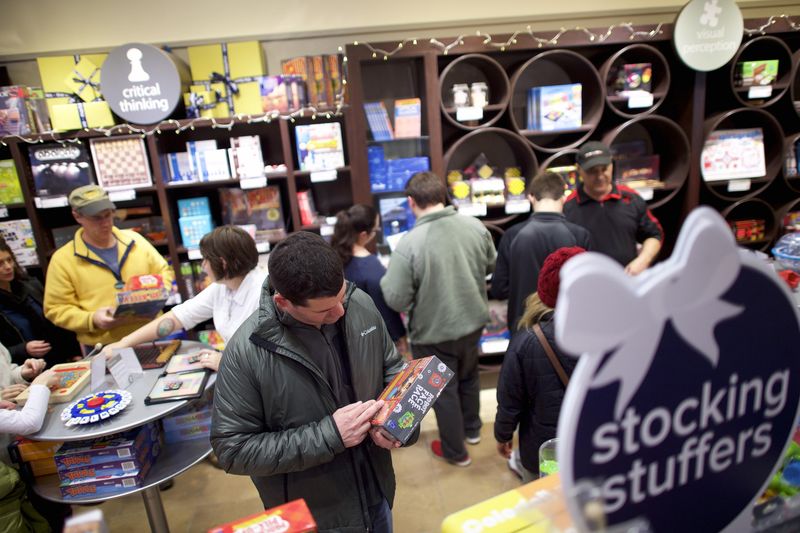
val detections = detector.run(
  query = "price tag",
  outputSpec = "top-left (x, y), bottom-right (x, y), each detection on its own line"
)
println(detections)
top-left (747, 85), bottom-right (772, 99)
top-left (728, 179), bottom-right (751, 192)
top-left (457, 203), bottom-right (487, 217)
top-left (256, 241), bottom-right (270, 253)
top-left (35, 196), bottom-right (69, 209)
top-left (240, 176), bottom-right (267, 190)
top-left (481, 338), bottom-right (509, 354)
top-left (504, 200), bottom-right (531, 214)
top-left (187, 248), bottom-right (202, 260)
top-left (109, 189), bottom-right (136, 202)
top-left (456, 106), bottom-right (484, 122)
top-left (320, 224), bottom-right (335, 237)
top-left (627, 90), bottom-right (654, 109)
top-left (310, 170), bottom-right (338, 183)
top-left (0, 205), bottom-right (7, 218)
top-left (637, 187), bottom-right (655, 201)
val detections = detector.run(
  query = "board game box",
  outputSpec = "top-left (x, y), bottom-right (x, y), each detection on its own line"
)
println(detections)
top-left (58, 438), bottom-right (159, 486)
top-left (0, 159), bottom-right (23, 205)
top-left (701, 127), bottom-right (766, 182)
top-left (371, 356), bottom-right (454, 444)
top-left (28, 142), bottom-right (94, 198)
top-left (208, 499), bottom-right (317, 533)
top-left (114, 274), bottom-right (169, 318)
top-left (59, 460), bottom-right (153, 500)
top-left (89, 136), bottom-right (153, 191)
top-left (735, 59), bottom-right (779, 87)
top-left (55, 423), bottom-right (159, 470)
top-left (294, 122), bottom-right (345, 172)
top-left (14, 361), bottom-right (91, 406)
top-left (0, 219), bottom-right (38, 267)
top-left (8, 438), bottom-right (63, 464)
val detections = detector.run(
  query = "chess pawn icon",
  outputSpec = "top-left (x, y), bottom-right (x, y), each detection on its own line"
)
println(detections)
top-left (126, 48), bottom-right (150, 82)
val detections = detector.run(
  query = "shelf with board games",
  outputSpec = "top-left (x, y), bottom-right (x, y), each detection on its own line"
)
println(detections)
top-left (720, 197), bottom-right (778, 253)
top-left (600, 44), bottom-right (671, 119)
top-left (728, 36), bottom-right (793, 109)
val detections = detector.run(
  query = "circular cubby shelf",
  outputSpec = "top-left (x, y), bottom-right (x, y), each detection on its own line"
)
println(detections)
top-left (602, 115), bottom-right (690, 209)
top-left (443, 128), bottom-right (538, 222)
top-left (792, 49), bottom-right (800, 119)
top-left (729, 36), bottom-right (793, 108)
top-left (600, 44), bottom-right (670, 118)
top-left (784, 133), bottom-right (800, 193)
top-left (778, 197), bottom-right (800, 235)
top-left (720, 198), bottom-right (778, 253)
top-left (701, 108), bottom-right (785, 202)
top-left (509, 50), bottom-right (603, 153)
top-left (439, 54), bottom-right (510, 131)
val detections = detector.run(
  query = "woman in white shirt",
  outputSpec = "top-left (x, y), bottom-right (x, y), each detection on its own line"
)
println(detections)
top-left (104, 226), bottom-right (267, 370)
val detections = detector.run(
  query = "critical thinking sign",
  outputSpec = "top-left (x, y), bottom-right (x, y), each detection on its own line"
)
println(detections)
top-left (555, 207), bottom-right (800, 533)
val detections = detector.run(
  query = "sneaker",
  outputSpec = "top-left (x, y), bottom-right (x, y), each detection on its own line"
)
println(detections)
top-left (507, 449), bottom-right (524, 480)
top-left (465, 433), bottom-right (481, 445)
top-left (431, 440), bottom-right (471, 466)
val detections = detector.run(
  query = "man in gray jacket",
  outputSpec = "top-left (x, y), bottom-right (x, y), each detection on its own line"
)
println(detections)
top-left (212, 232), bottom-right (414, 532)
top-left (381, 172), bottom-right (497, 467)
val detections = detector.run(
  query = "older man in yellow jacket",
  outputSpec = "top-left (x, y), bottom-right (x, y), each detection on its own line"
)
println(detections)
top-left (44, 185), bottom-right (173, 349)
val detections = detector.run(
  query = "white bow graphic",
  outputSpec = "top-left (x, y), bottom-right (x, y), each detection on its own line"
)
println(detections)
top-left (555, 207), bottom-right (744, 419)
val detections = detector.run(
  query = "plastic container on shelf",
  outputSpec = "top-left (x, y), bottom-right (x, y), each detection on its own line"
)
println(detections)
top-left (439, 53), bottom-right (510, 130)
top-left (470, 82), bottom-right (489, 108)
top-left (773, 232), bottom-right (800, 273)
top-left (452, 84), bottom-right (470, 108)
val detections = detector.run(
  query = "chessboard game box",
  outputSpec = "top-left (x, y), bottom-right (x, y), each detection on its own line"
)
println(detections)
top-left (0, 159), bottom-right (23, 205)
top-left (0, 219), bottom-right (38, 266)
top-left (90, 136), bottom-right (153, 191)
top-left (28, 142), bottom-right (94, 198)
top-left (208, 499), bottom-right (317, 533)
top-left (55, 423), bottom-right (159, 470)
top-left (371, 356), bottom-right (454, 444)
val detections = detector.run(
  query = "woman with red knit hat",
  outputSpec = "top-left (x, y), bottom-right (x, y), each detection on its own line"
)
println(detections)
top-left (494, 246), bottom-right (586, 481)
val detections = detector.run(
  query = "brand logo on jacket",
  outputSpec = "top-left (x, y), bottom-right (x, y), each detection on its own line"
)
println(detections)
top-left (556, 206), bottom-right (800, 532)
top-left (360, 326), bottom-right (377, 337)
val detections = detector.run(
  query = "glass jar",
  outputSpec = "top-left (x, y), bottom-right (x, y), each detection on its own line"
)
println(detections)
top-left (452, 84), bottom-right (470, 108)
top-left (470, 82), bottom-right (489, 108)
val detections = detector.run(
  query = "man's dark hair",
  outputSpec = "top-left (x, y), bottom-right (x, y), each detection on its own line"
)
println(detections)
top-left (268, 232), bottom-right (344, 305)
top-left (405, 171), bottom-right (447, 208)
top-left (526, 171), bottom-right (567, 200)
top-left (199, 225), bottom-right (258, 279)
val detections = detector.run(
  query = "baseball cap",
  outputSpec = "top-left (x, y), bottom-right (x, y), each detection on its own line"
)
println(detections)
top-left (68, 184), bottom-right (116, 216)
top-left (576, 141), bottom-right (612, 170)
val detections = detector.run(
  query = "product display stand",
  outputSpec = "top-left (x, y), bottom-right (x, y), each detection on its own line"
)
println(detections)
top-left (28, 341), bottom-right (216, 533)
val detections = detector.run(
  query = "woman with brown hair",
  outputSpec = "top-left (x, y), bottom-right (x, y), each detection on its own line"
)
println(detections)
top-left (0, 237), bottom-right (80, 367)
top-left (331, 204), bottom-right (408, 355)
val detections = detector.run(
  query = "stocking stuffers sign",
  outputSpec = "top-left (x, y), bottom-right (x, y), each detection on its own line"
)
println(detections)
top-left (556, 206), bottom-right (800, 532)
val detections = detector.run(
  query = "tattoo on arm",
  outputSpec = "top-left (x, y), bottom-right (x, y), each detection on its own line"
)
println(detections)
top-left (156, 318), bottom-right (175, 338)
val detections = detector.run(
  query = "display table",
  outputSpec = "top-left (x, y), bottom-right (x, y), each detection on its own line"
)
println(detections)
top-left (28, 341), bottom-right (216, 533)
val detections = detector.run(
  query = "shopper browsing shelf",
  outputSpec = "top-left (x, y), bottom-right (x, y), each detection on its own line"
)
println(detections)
top-left (43, 185), bottom-right (174, 348)
top-left (494, 247), bottom-right (586, 481)
top-left (103, 226), bottom-right (267, 371)
top-left (212, 232), bottom-right (413, 531)
top-left (564, 141), bottom-right (662, 275)
top-left (489, 172), bottom-right (591, 334)
top-left (0, 237), bottom-right (80, 366)
top-left (381, 171), bottom-right (496, 467)
top-left (331, 204), bottom-right (409, 357)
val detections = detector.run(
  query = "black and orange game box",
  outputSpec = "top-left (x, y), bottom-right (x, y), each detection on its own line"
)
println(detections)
top-left (208, 498), bottom-right (317, 532)
top-left (371, 355), bottom-right (454, 444)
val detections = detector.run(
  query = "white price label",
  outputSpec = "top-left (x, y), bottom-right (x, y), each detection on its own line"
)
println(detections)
top-left (310, 170), bottom-right (338, 183)
top-left (458, 203), bottom-right (487, 217)
top-left (240, 176), bottom-right (267, 190)
top-left (456, 106), bottom-right (484, 122)
top-left (0, 206), bottom-right (7, 218)
top-left (320, 224), bottom-right (335, 237)
top-left (36, 196), bottom-right (69, 209)
top-left (637, 187), bottom-right (655, 201)
top-left (727, 179), bottom-right (752, 192)
top-left (627, 90), bottom-right (654, 109)
top-left (109, 189), bottom-right (136, 202)
top-left (481, 338), bottom-right (509, 354)
top-left (256, 241), bottom-right (270, 253)
top-left (747, 85), bottom-right (772, 100)
top-left (187, 248), bottom-right (202, 260)
top-left (504, 200), bottom-right (531, 214)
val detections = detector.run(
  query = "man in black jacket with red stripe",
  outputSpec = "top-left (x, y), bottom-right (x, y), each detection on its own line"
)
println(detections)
top-left (564, 141), bottom-right (662, 275)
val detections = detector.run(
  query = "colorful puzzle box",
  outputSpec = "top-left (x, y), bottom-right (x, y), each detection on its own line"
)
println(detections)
top-left (371, 355), bottom-right (454, 444)
top-left (208, 498), bottom-right (317, 533)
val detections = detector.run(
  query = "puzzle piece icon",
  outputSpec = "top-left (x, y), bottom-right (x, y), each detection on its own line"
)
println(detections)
top-left (700, 0), bottom-right (722, 27)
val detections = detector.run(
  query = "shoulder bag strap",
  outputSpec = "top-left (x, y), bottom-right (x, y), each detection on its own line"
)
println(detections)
top-left (532, 323), bottom-right (570, 388)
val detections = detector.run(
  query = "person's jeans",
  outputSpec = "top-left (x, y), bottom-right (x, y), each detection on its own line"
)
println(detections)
top-left (411, 328), bottom-right (483, 460)
top-left (368, 498), bottom-right (392, 533)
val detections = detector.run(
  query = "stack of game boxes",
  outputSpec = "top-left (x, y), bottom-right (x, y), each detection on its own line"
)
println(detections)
top-left (8, 438), bottom-right (63, 480)
top-left (161, 396), bottom-right (213, 444)
top-left (729, 219), bottom-right (766, 243)
top-left (177, 197), bottom-right (214, 249)
top-left (54, 423), bottom-right (161, 500)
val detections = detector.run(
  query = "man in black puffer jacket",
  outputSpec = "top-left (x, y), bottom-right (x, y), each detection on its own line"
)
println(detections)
top-left (212, 232), bottom-right (417, 532)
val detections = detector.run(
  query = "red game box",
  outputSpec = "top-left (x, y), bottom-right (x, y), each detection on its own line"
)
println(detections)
top-left (371, 355), bottom-right (454, 444)
top-left (208, 499), bottom-right (317, 533)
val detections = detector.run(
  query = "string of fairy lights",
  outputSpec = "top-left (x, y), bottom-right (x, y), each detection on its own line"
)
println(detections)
top-left (1, 14), bottom-right (798, 147)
